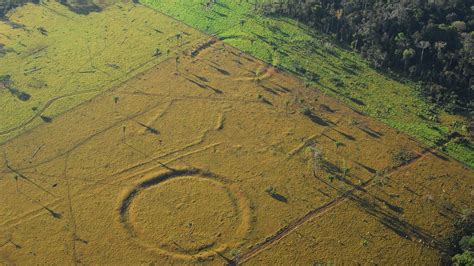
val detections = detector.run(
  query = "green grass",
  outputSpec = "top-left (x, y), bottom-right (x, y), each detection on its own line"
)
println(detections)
top-left (140, 0), bottom-right (473, 168)
top-left (0, 1), bottom-right (205, 143)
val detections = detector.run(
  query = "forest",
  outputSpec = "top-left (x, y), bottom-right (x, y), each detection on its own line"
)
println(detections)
top-left (255, 0), bottom-right (473, 115)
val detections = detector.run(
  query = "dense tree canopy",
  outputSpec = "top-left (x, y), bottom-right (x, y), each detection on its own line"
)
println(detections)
top-left (255, 0), bottom-right (473, 114)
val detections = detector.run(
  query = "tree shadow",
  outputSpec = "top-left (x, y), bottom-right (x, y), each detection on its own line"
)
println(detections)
top-left (358, 126), bottom-right (383, 138)
top-left (210, 65), bottom-right (230, 76)
top-left (40, 115), bottom-right (52, 123)
top-left (270, 193), bottom-right (288, 203)
top-left (303, 111), bottom-right (329, 126)
top-left (346, 192), bottom-right (447, 252)
top-left (334, 128), bottom-right (356, 141)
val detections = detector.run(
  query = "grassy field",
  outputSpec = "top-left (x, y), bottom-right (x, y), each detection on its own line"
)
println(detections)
top-left (0, 1), bottom-right (206, 143)
top-left (1, 38), bottom-right (472, 264)
top-left (140, 0), bottom-right (473, 168)
top-left (0, 1), bottom-right (472, 264)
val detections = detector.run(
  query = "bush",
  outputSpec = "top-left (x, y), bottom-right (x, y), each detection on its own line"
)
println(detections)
top-left (452, 250), bottom-right (474, 265)
top-left (393, 149), bottom-right (417, 165)
top-left (331, 78), bottom-right (344, 87)
top-left (265, 186), bottom-right (276, 195)
top-left (0, 74), bottom-right (11, 84)
top-left (301, 107), bottom-right (312, 116)
top-left (449, 211), bottom-right (474, 265)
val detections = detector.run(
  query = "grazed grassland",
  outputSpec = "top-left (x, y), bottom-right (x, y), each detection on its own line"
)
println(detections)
top-left (0, 38), bottom-right (471, 264)
top-left (140, 0), bottom-right (473, 167)
top-left (0, 1), bottom-right (205, 143)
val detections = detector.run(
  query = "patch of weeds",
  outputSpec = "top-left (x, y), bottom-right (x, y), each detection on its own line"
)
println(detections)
top-left (265, 186), bottom-right (276, 196)
top-left (293, 62), bottom-right (306, 75)
top-left (0, 74), bottom-right (12, 89)
top-left (230, 248), bottom-right (240, 257)
top-left (373, 172), bottom-right (388, 187)
top-left (361, 238), bottom-right (369, 247)
top-left (350, 119), bottom-right (360, 126)
top-left (327, 175), bottom-right (336, 183)
top-left (0, 74), bottom-right (11, 83)
top-left (334, 140), bottom-right (343, 149)
top-left (392, 149), bottom-right (417, 165)
top-left (340, 159), bottom-right (351, 179)
top-left (301, 107), bottom-right (312, 116)
top-left (342, 166), bottom-right (350, 178)
top-left (331, 78), bottom-right (344, 87)
top-left (265, 186), bottom-right (276, 195)
top-left (305, 72), bottom-right (320, 82)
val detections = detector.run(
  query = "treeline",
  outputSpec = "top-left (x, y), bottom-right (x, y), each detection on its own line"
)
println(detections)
top-left (254, 0), bottom-right (473, 114)
top-left (0, 0), bottom-right (36, 16)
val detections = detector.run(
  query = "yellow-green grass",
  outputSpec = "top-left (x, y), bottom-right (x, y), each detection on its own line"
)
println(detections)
top-left (140, 0), bottom-right (473, 167)
top-left (0, 1), bottom-right (206, 143)
top-left (1, 41), bottom-right (472, 264)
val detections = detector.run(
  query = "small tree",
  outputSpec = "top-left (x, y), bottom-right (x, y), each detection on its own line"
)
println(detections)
top-left (312, 147), bottom-right (323, 173)
top-left (416, 41), bottom-right (430, 64)
top-left (265, 186), bottom-right (276, 196)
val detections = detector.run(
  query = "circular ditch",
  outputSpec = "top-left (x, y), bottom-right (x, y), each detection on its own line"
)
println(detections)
top-left (118, 168), bottom-right (251, 259)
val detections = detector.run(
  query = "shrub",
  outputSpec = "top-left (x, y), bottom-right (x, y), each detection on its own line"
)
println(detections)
top-left (265, 186), bottom-right (276, 195)
top-left (449, 211), bottom-right (474, 265)
top-left (331, 78), bottom-right (344, 87)
top-left (393, 149), bottom-right (417, 165)
top-left (452, 250), bottom-right (473, 265)
top-left (0, 74), bottom-right (11, 82)
top-left (327, 175), bottom-right (336, 183)
top-left (301, 107), bottom-right (312, 116)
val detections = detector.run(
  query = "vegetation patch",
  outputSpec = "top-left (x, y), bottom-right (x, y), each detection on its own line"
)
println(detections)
top-left (140, 0), bottom-right (473, 167)
top-left (0, 1), bottom-right (205, 143)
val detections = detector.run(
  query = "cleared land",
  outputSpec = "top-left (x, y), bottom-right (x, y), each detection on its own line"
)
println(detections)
top-left (141, 0), bottom-right (473, 168)
top-left (0, 1), bottom-right (205, 143)
top-left (0, 34), bottom-right (472, 264)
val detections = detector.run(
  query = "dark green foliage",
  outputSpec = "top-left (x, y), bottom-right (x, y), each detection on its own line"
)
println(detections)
top-left (452, 251), bottom-right (474, 266)
top-left (0, 0), bottom-right (27, 17)
top-left (392, 149), bottom-right (417, 165)
top-left (331, 78), bottom-right (344, 87)
top-left (305, 72), bottom-right (320, 82)
top-left (449, 212), bottom-right (474, 265)
top-left (459, 235), bottom-right (474, 251)
top-left (259, 0), bottom-right (473, 114)
top-left (0, 74), bottom-right (11, 83)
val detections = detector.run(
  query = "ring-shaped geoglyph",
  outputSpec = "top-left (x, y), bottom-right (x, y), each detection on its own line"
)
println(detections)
top-left (118, 168), bottom-right (252, 259)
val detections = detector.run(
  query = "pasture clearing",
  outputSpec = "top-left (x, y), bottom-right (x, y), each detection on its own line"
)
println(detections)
top-left (0, 1), bottom-right (205, 143)
top-left (141, 0), bottom-right (473, 167)
top-left (0, 39), bottom-right (471, 264)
